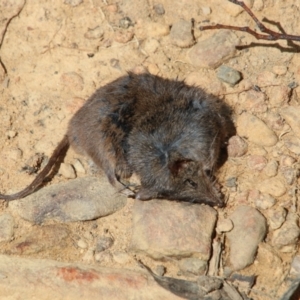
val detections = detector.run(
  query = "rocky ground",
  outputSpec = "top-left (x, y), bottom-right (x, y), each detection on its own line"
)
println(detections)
top-left (1, 0), bottom-right (300, 299)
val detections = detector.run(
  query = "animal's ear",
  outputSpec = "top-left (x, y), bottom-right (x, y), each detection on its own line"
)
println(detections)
top-left (168, 159), bottom-right (192, 176)
top-left (135, 188), bottom-right (158, 200)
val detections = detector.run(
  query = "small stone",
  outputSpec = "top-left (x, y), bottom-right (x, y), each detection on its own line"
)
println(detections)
top-left (119, 17), bottom-right (133, 29)
top-left (59, 163), bottom-right (76, 179)
top-left (216, 218), bottom-right (233, 233)
top-left (178, 258), bottom-right (207, 276)
top-left (267, 85), bottom-right (291, 108)
top-left (217, 65), bottom-right (242, 86)
top-left (271, 213), bottom-right (300, 251)
top-left (280, 167), bottom-right (297, 185)
top-left (252, 192), bottom-right (276, 210)
top-left (153, 3), bottom-right (165, 15)
top-left (236, 113), bottom-right (278, 147)
top-left (0, 214), bottom-right (14, 242)
top-left (113, 252), bottom-right (131, 264)
top-left (6, 130), bottom-right (17, 139)
top-left (264, 160), bottom-right (278, 177)
top-left (272, 65), bottom-right (287, 75)
top-left (238, 90), bottom-right (267, 114)
top-left (280, 155), bottom-right (296, 167)
top-left (280, 106), bottom-right (300, 138)
top-left (8, 148), bottom-right (22, 161)
top-left (142, 38), bottom-right (160, 54)
top-left (225, 177), bottom-right (237, 188)
top-left (84, 26), bottom-right (104, 39)
top-left (114, 30), bottom-right (134, 43)
top-left (201, 6), bottom-right (211, 15)
top-left (227, 136), bottom-right (248, 157)
top-left (155, 265), bottom-right (166, 276)
top-left (9, 177), bottom-right (127, 223)
top-left (226, 206), bottom-right (267, 271)
top-left (64, 0), bottom-right (83, 6)
top-left (61, 72), bottom-right (84, 91)
top-left (95, 236), bottom-right (114, 252)
top-left (146, 22), bottom-right (170, 37)
top-left (82, 248), bottom-right (95, 263)
top-left (253, 0), bottom-right (264, 11)
top-left (267, 207), bottom-right (287, 230)
top-left (77, 239), bottom-right (88, 249)
top-left (266, 112), bottom-right (284, 131)
top-left (283, 135), bottom-right (300, 155)
top-left (95, 251), bottom-right (112, 263)
top-left (247, 155), bottom-right (267, 171)
top-left (188, 30), bottom-right (240, 69)
top-left (170, 19), bottom-right (194, 48)
top-left (257, 177), bottom-right (286, 197)
top-left (73, 159), bottom-right (86, 174)
top-left (147, 63), bottom-right (160, 75)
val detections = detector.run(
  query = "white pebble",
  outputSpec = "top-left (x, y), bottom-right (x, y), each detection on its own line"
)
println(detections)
top-left (73, 159), bottom-right (86, 174)
top-left (59, 163), bottom-right (76, 179)
top-left (77, 239), bottom-right (88, 249)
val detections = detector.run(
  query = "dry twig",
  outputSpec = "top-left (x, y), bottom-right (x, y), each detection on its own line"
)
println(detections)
top-left (199, 0), bottom-right (300, 42)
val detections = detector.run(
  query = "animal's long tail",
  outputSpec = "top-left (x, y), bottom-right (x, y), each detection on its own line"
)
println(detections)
top-left (0, 136), bottom-right (70, 201)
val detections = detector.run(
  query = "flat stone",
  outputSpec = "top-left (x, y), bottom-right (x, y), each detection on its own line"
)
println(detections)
top-left (170, 19), bottom-right (194, 48)
top-left (9, 177), bottom-right (127, 224)
top-left (188, 30), bottom-right (240, 69)
top-left (131, 200), bottom-right (217, 259)
top-left (0, 254), bottom-right (181, 300)
top-left (217, 65), bottom-right (242, 86)
top-left (280, 106), bottom-right (300, 138)
top-left (226, 206), bottom-right (267, 271)
top-left (257, 177), bottom-right (286, 197)
top-left (236, 113), bottom-right (278, 147)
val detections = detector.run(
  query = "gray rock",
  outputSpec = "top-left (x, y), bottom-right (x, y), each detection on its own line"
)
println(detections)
top-left (217, 65), bottom-right (242, 86)
top-left (236, 113), bottom-right (278, 147)
top-left (95, 236), bottom-right (114, 252)
top-left (267, 207), bottom-right (287, 230)
top-left (0, 213), bottom-right (14, 242)
top-left (9, 177), bottom-right (127, 223)
top-left (226, 206), bottom-right (267, 271)
top-left (178, 258), bottom-right (207, 276)
top-left (188, 30), bottom-right (240, 69)
top-left (170, 19), bottom-right (194, 48)
top-left (154, 3), bottom-right (165, 15)
top-left (131, 200), bottom-right (217, 259)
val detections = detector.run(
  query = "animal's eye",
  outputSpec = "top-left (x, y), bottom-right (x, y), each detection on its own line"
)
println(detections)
top-left (185, 179), bottom-right (198, 188)
top-left (204, 169), bottom-right (212, 177)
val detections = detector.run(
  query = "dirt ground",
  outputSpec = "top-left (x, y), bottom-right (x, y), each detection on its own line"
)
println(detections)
top-left (1, 0), bottom-right (300, 299)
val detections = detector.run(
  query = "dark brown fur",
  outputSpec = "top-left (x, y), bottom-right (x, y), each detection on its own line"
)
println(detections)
top-left (0, 73), bottom-right (232, 207)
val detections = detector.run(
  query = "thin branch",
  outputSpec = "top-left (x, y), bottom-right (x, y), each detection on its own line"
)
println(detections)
top-left (199, 0), bottom-right (300, 42)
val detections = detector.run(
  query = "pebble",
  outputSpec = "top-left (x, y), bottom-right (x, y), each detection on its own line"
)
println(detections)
top-left (280, 167), bottom-right (296, 185)
top-left (59, 163), bottom-right (76, 179)
top-left (226, 206), bottom-right (267, 271)
top-left (280, 106), bottom-right (300, 138)
top-left (155, 265), bottom-right (166, 276)
top-left (267, 207), bottom-right (287, 230)
top-left (216, 65), bottom-right (242, 86)
top-left (60, 72), bottom-right (84, 91)
top-left (271, 213), bottom-right (300, 252)
top-left (119, 17), bottom-right (133, 29)
top-left (238, 90), bottom-right (267, 114)
top-left (73, 159), bottom-right (86, 174)
top-left (142, 38), bottom-right (160, 54)
top-left (272, 65), bottom-right (287, 76)
top-left (236, 113), bottom-right (278, 147)
top-left (144, 22), bottom-right (170, 37)
top-left (95, 236), bottom-right (114, 252)
top-left (178, 258), bottom-right (207, 276)
top-left (253, 0), bottom-right (264, 11)
top-left (225, 177), bottom-right (237, 188)
top-left (170, 19), bottom-right (194, 48)
top-left (283, 135), bottom-right (300, 155)
top-left (188, 30), bottom-right (240, 69)
top-left (227, 135), bottom-right (248, 157)
top-left (6, 130), bottom-right (17, 139)
top-left (9, 177), bottom-right (127, 223)
top-left (77, 239), bottom-right (88, 249)
top-left (250, 190), bottom-right (276, 210)
top-left (267, 85), bottom-right (291, 108)
top-left (153, 3), bottom-right (165, 15)
top-left (247, 155), bottom-right (267, 171)
top-left (131, 200), bottom-right (217, 259)
top-left (0, 214), bottom-right (14, 242)
top-left (84, 26), bottom-right (104, 39)
top-left (221, 0), bottom-right (253, 16)
top-left (201, 6), bottom-right (211, 15)
top-left (257, 177), bottom-right (286, 197)
top-left (82, 248), bottom-right (95, 263)
top-left (280, 155), bottom-right (296, 167)
top-left (264, 160), bottom-right (278, 177)
top-left (94, 251), bottom-right (112, 263)
top-left (290, 255), bottom-right (300, 275)
top-left (8, 147), bottom-right (22, 161)
top-left (113, 252), bottom-right (131, 265)
top-left (216, 218), bottom-right (233, 233)
top-left (114, 29), bottom-right (134, 43)
top-left (64, 0), bottom-right (83, 6)
top-left (265, 112), bottom-right (284, 131)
